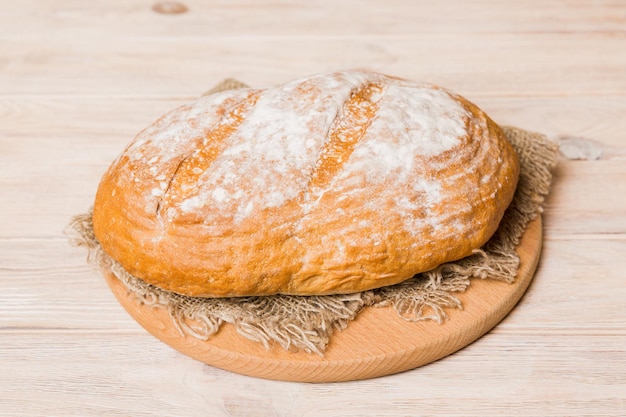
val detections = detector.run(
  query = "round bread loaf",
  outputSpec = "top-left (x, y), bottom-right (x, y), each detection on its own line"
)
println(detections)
top-left (93, 70), bottom-right (519, 297)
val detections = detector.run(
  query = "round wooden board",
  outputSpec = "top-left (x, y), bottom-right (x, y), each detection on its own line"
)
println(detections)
top-left (103, 217), bottom-right (542, 383)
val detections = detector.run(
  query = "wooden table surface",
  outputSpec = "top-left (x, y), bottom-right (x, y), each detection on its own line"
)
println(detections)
top-left (2, 1), bottom-right (625, 415)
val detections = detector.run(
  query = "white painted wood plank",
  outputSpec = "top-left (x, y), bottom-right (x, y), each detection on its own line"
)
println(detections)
top-left (542, 161), bottom-right (626, 235)
top-left (1, 332), bottom-right (624, 416)
top-left (2, 0), bottom-right (625, 39)
top-left (1, 34), bottom-right (625, 96)
top-left (0, 243), bottom-right (133, 331)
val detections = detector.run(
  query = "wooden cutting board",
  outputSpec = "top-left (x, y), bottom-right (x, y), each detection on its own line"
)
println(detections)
top-left (103, 217), bottom-right (542, 383)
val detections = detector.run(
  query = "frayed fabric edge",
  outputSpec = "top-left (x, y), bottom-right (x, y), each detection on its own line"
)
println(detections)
top-left (66, 124), bottom-right (558, 355)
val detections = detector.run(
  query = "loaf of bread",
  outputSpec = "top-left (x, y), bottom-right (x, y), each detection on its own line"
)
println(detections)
top-left (93, 70), bottom-right (519, 297)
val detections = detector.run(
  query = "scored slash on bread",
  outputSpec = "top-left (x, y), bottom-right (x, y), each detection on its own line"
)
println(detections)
top-left (93, 70), bottom-right (519, 297)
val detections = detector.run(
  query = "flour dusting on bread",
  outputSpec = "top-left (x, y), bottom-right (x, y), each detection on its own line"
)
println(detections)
top-left (93, 70), bottom-right (519, 297)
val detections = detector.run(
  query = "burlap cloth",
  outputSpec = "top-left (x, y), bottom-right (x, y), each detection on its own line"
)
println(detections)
top-left (68, 80), bottom-right (559, 355)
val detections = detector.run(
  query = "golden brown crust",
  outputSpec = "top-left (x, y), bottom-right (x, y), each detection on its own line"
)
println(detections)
top-left (93, 71), bottom-right (519, 297)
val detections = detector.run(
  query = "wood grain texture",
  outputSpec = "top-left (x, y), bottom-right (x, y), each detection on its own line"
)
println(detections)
top-left (100, 219), bottom-right (542, 382)
top-left (3, 0), bottom-right (625, 38)
top-left (2, 331), bottom-right (624, 417)
top-left (2, 34), bottom-right (625, 97)
top-left (1, 0), bottom-right (626, 415)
